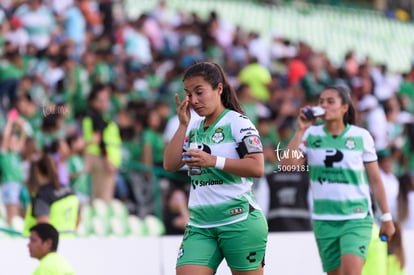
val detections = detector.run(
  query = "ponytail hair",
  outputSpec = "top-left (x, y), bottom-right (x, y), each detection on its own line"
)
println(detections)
top-left (183, 62), bottom-right (245, 115)
top-left (27, 153), bottom-right (61, 194)
top-left (325, 85), bottom-right (355, 125)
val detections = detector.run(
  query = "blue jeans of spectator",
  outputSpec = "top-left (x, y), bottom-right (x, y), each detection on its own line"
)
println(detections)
top-left (0, 78), bottom-right (19, 108)
top-left (115, 173), bottom-right (129, 199)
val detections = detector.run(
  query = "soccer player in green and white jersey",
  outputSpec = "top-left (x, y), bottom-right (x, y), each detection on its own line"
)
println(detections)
top-left (164, 62), bottom-right (268, 275)
top-left (282, 86), bottom-right (395, 275)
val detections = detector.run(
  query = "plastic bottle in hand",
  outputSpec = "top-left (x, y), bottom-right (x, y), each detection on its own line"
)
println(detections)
top-left (188, 142), bottom-right (202, 176)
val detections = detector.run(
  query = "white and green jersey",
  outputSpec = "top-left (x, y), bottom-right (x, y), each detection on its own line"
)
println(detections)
top-left (184, 109), bottom-right (262, 228)
top-left (299, 124), bottom-right (377, 221)
top-left (15, 4), bottom-right (56, 49)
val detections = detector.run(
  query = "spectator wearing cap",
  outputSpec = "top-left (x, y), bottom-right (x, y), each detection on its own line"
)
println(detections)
top-left (5, 17), bottom-right (29, 54)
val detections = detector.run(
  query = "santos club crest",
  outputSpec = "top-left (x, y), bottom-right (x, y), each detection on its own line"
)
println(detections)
top-left (212, 128), bottom-right (224, 143)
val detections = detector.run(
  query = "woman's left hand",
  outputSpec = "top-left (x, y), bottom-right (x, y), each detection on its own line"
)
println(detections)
top-left (182, 150), bottom-right (216, 168)
top-left (379, 220), bottom-right (395, 241)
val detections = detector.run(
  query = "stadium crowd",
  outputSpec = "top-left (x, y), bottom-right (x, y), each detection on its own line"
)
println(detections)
top-left (0, 0), bottom-right (413, 238)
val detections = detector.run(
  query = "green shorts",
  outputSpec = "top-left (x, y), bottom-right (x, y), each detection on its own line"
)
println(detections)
top-left (313, 215), bottom-right (373, 272)
top-left (176, 209), bottom-right (268, 272)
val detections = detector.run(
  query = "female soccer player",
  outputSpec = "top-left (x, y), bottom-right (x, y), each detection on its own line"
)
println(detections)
top-left (164, 62), bottom-right (268, 275)
top-left (282, 85), bottom-right (395, 275)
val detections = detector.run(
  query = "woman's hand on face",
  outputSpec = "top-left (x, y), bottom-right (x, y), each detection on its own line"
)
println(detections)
top-left (297, 107), bottom-right (316, 131)
top-left (175, 93), bottom-right (191, 126)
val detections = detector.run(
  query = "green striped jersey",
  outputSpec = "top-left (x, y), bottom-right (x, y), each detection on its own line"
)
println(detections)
top-left (184, 109), bottom-right (262, 228)
top-left (15, 4), bottom-right (56, 49)
top-left (299, 124), bottom-right (377, 220)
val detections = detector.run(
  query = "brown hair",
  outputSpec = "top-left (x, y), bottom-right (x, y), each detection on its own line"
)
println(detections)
top-left (27, 154), bottom-right (60, 194)
top-left (182, 62), bottom-right (245, 114)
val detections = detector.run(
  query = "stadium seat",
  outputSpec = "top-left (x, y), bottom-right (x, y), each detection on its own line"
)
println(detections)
top-left (144, 215), bottom-right (165, 236)
top-left (10, 216), bottom-right (24, 234)
top-left (127, 215), bottom-right (146, 236)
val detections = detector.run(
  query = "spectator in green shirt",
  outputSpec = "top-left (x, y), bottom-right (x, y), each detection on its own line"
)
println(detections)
top-left (0, 43), bottom-right (24, 108)
top-left (1, 113), bottom-right (26, 225)
top-left (28, 223), bottom-right (75, 275)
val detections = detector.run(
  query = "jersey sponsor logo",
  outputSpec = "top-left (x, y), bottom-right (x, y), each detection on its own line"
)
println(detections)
top-left (191, 179), bottom-right (224, 189)
top-left (324, 149), bottom-right (344, 167)
top-left (244, 135), bottom-right (263, 153)
top-left (359, 245), bottom-right (366, 255)
top-left (345, 137), bottom-right (356, 149)
top-left (246, 252), bottom-right (257, 263)
top-left (317, 169), bottom-right (350, 185)
top-left (239, 115), bottom-right (249, 119)
top-left (212, 128), bottom-right (224, 143)
top-left (312, 138), bottom-right (322, 148)
top-left (239, 126), bottom-right (257, 133)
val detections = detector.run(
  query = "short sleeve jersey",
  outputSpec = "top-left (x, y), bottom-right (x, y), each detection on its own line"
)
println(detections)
top-left (184, 109), bottom-right (263, 228)
top-left (299, 124), bottom-right (377, 220)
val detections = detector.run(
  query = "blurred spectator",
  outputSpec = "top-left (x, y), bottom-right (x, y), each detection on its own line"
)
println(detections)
top-left (83, 84), bottom-right (122, 203)
top-left (398, 174), bottom-right (414, 230)
top-left (397, 73), bottom-right (414, 114)
top-left (163, 188), bottom-right (189, 235)
top-left (0, 43), bottom-right (24, 109)
top-left (23, 153), bottom-right (79, 238)
top-left (44, 139), bottom-right (71, 187)
top-left (14, 0), bottom-right (56, 50)
top-left (66, 133), bottom-right (90, 206)
top-left (62, 0), bottom-right (86, 59)
top-left (5, 17), bottom-right (29, 54)
top-left (0, 115), bottom-right (26, 225)
top-left (238, 56), bottom-right (272, 101)
top-left (78, 0), bottom-right (103, 36)
top-left (15, 93), bottom-right (42, 138)
top-left (300, 53), bottom-right (332, 102)
top-left (378, 149), bottom-right (400, 219)
top-left (357, 94), bottom-right (388, 150)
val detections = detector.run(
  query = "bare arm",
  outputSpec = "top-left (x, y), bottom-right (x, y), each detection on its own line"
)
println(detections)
top-left (163, 94), bottom-right (191, 172)
top-left (1, 119), bottom-right (13, 151)
top-left (163, 124), bottom-right (187, 172)
top-left (365, 161), bottom-right (395, 239)
top-left (15, 118), bottom-right (26, 152)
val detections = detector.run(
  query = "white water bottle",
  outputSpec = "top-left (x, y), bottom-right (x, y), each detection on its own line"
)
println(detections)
top-left (188, 142), bottom-right (202, 176)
